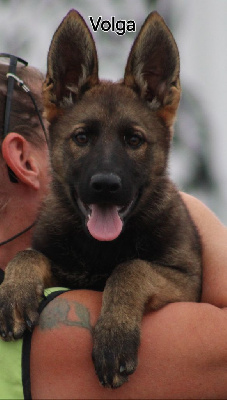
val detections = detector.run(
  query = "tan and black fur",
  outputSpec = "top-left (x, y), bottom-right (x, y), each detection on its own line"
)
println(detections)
top-left (0, 10), bottom-right (202, 388)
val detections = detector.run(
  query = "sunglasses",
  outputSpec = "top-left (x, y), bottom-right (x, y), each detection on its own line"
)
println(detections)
top-left (0, 53), bottom-right (48, 183)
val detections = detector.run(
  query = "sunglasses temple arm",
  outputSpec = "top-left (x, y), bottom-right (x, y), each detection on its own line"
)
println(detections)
top-left (27, 91), bottom-right (49, 144)
top-left (3, 56), bottom-right (17, 138)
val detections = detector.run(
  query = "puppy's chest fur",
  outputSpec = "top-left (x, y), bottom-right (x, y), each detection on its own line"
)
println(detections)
top-left (33, 183), bottom-right (199, 291)
top-left (33, 224), bottom-right (152, 290)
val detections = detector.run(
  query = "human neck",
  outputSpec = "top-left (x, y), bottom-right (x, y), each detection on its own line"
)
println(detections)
top-left (0, 187), bottom-right (40, 270)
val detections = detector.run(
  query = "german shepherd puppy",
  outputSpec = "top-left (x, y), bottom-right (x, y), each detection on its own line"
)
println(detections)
top-left (0, 10), bottom-right (202, 388)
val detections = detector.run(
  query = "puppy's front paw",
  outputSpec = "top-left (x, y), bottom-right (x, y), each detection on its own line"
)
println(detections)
top-left (0, 280), bottom-right (43, 341)
top-left (92, 317), bottom-right (140, 388)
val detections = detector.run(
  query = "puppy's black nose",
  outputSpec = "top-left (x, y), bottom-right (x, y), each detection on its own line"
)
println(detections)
top-left (90, 173), bottom-right (122, 194)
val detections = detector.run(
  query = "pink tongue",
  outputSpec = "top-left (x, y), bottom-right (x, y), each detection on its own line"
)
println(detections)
top-left (87, 204), bottom-right (123, 241)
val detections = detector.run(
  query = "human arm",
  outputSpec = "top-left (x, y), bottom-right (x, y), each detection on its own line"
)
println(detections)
top-left (30, 291), bottom-right (227, 399)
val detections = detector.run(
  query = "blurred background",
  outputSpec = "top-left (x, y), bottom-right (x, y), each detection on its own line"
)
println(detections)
top-left (0, 0), bottom-right (227, 223)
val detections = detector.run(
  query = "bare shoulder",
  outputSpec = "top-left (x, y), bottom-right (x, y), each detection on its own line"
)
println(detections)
top-left (180, 192), bottom-right (226, 233)
top-left (181, 192), bottom-right (227, 306)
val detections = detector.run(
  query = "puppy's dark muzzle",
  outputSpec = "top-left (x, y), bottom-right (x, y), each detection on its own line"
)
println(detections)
top-left (78, 170), bottom-right (134, 209)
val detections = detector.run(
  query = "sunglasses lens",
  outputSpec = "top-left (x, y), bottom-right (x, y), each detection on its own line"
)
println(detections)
top-left (0, 54), bottom-right (28, 138)
top-left (0, 53), bottom-right (28, 66)
top-left (0, 54), bottom-right (28, 183)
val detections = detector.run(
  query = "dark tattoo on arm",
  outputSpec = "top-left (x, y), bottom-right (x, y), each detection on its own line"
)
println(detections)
top-left (39, 298), bottom-right (92, 332)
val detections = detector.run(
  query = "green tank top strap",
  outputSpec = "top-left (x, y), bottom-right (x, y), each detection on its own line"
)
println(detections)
top-left (0, 286), bottom-right (69, 399)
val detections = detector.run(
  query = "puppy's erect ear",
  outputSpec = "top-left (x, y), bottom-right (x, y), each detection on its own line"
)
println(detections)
top-left (124, 12), bottom-right (181, 129)
top-left (44, 9), bottom-right (99, 121)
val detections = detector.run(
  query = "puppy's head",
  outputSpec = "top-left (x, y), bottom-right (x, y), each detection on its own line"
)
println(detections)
top-left (44, 10), bottom-right (180, 241)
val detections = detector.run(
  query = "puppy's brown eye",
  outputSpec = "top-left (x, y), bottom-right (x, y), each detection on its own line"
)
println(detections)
top-left (72, 132), bottom-right (89, 146)
top-left (124, 133), bottom-right (144, 148)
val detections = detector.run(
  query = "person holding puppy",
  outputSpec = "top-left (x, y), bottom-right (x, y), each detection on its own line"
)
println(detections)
top-left (0, 58), bottom-right (50, 271)
top-left (0, 58), bottom-right (226, 399)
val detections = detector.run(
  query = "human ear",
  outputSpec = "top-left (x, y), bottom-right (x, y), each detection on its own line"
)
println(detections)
top-left (1, 133), bottom-right (40, 190)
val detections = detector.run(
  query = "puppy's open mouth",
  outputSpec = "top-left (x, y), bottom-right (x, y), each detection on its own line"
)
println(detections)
top-left (77, 198), bottom-right (135, 241)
